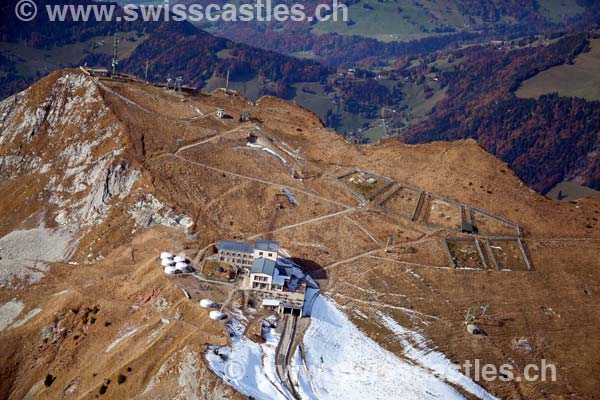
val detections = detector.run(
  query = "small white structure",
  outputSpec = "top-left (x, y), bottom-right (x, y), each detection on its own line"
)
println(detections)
top-left (209, 311), bottom-right (226, 320)
top-left (174, 255), bottom-right (189, 263)
top-left (200, 299), bottom-right (216, 308)
top-left (164, 266), bottom-right (179, 275)
top-left (160, 252), bottom-right (174, 260)
top-left (216, 109), bottom-right (225, 119)
top-left (161, 259), bottom-right (175, 267)
top-left (175, 262), bottom-right (189, 270)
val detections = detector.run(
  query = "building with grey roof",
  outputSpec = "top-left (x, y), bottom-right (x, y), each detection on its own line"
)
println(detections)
top-left (215, 238), bottom-right (306, 315)
top-left (255, 239), bottom-right (279, 252)
top-left (249, 258), bottom-right (305, 315)
top-left (217, 240), bottom-right (256, 272)
top-left (216, 239), bottom-right (279, 274)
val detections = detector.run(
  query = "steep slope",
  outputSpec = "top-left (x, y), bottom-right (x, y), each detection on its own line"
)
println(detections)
top-left (1, 70), bottom-right (600, 399)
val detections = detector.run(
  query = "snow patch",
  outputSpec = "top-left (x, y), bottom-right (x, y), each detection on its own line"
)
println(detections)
top-left (293, 295), bottom-right (468, 400)
top-left (205, 317), bottom-right (291, 400)
top-left (0, 299), bottom-right (25, 332)
top-left (10, 307), bottom-right (42, 329)
top-left (378, 313), bottom-right (497, 400)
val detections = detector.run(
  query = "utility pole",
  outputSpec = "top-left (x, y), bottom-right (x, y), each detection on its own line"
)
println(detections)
top-left (111, 32), bottom-right (119, 76)
top-left (144, 60), bottom-right (150, 83)
top-left (176, 76), bottom-right (183, 95)
top-left (225, 68), bottom-right (230, 94)
top-left (381, 107), bottom-right (387, 137)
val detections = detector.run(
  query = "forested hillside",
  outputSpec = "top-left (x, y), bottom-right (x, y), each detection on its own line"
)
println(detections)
top-left (403, 33), bottom-right (600, 193)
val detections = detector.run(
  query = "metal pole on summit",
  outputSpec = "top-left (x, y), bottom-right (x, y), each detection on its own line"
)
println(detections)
top-left (226, 68), bottom-right (230, 94)
top-left (112, 32), bottom-right (119, 76)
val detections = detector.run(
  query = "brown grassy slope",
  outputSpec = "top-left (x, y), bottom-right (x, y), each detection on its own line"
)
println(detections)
top-left (0, 228), bottom-right (241, 400)
top-left (1, 70), bottom-right (600, 399)
top-left (105, 79), bottom-right (600, 397)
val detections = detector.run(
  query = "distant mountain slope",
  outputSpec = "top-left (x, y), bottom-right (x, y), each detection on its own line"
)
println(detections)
top-left (0, 0), bottom-right (330, 99)
top-left (402, 33), bottom-right (600, 193)
top-left (192, 0), bottom-right (597, 65)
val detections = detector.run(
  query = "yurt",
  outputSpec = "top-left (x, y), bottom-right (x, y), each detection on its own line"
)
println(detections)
top-left (164, 266), bottom-right (179, 275)
top-left (161, 259), bottom-right (175, 268)
top-left (200, 299), bottom-right (216, 308)
top-left (174, 255), bottom-right (189, 263)
top-left (160, 252), bottom-right (174, 260)
top-left (209, 311), bottom-right (226, 320)
top-left (175, 262), bottom-right (190, 271)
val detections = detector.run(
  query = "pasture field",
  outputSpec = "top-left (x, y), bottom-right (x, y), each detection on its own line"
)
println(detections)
top-left (516, 39), bottom-right (600, 101)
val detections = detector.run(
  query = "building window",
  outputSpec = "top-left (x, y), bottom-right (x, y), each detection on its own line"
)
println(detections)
top-left (268, 253), bottom-right (273, 257)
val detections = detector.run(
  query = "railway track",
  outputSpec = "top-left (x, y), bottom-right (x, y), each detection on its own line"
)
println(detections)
top-left (275, 315), bottom-right (301, 399)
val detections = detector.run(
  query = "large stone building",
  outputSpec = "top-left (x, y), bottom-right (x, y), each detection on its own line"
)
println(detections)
top-left (216, 239), bottom-right (306, 315)
top-left (250, 257), bottom-right (306, 315)
top-left (253, 239), bottom-right (279, 262)
top-left (216, 240), bottom-right (256, 273)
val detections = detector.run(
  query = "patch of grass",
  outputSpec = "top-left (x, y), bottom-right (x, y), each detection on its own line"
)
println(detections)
top-left (202, 261), bottom-right (236, 281)
top-left (311, 0), bottom-right (467, 41)
top-left (537, 0), bottom-right (584, 23)
top-left (447, 239), bottom-right (484, 269)
top-left (516, 39), bottom-right (600, 101)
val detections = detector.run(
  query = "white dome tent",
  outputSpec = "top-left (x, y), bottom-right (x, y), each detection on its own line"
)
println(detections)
top-left (200, 299), bottom-right (216, 308)
top-left (160, 252), bottom-right (174, 260)
top-left (175, 262), bottom-right (189, 270)
top-left (175, 262), bottom-right (192, 272)
top-left (161, 259), bottom-right (175, 268)
top-left (164, 266), bottom-right (179, 275)
top-left (174, 255), bottom-right (189, 263)
top-left (209, 311), bottom-right (226, 320)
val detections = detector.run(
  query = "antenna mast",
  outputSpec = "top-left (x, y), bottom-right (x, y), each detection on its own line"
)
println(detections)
top-left (144, 60), bottom-right (150, 82)
top-left (225, 68), bottom-right (230, 93)
top-left (112, 32), bottom-right (119, 76)
top-left (176, 76), bottom-right (183, 95)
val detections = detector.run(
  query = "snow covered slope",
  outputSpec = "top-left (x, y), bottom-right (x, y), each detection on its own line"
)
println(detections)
top-left (291, 295), bottom-right (490, 399)
top-left (207, 295), bottom-right (496, 400)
